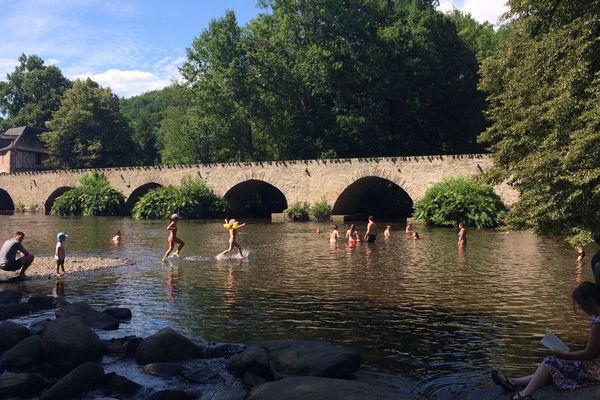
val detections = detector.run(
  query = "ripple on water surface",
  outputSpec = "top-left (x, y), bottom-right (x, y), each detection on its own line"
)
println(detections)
top-left (1, 215), bottom-right (593, 395)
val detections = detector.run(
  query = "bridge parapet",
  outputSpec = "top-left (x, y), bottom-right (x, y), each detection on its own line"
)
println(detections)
top-left (0, 153), bottom-right (517, 215)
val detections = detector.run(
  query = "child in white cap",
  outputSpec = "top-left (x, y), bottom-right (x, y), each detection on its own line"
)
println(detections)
top-left (55, 232), bottom-right (67, 275)
top-left (163, 213), bottom-right (185, 261)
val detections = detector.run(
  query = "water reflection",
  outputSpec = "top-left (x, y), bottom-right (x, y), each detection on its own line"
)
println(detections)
top-left (0, 214), bottom-right (595, 394)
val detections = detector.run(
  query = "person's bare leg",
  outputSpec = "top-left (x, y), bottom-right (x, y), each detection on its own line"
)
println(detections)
top-left (163, 244), bottom-right (174, 260)
top-left (514, 364), bottom-right (551, 398)
top-left (507, 374), bottom-right (533, 387)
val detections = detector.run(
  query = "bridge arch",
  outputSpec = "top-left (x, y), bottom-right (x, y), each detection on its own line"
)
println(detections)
top-left (0, 188), bottom-right (15, 214)
top-left (44, 187), bottom-right (74, 215)
top-left (332, 176), bottom-right (413, 219)
top-left (224, 179), bottom-right (288, 218)
top-left (125, 182), bottom-right (163, 211)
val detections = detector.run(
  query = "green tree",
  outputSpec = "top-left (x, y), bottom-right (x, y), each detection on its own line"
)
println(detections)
top-left (0, 54), bottom-right (71, 129)
top-left (41, 79), bottom-right (137, 168)
top-left (479, 0), bottom-right (600, 243)
top-left (163, 0), bottom-right (486, 163)
top-left (120, 84), bottom-right (183, 164)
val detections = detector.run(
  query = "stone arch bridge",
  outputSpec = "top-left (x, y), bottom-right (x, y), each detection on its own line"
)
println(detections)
top-left (0, 154), bottom-right (517, 220)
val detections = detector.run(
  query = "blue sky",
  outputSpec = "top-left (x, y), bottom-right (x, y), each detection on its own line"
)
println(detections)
top-left (0, 0), bottom-right (508, 98)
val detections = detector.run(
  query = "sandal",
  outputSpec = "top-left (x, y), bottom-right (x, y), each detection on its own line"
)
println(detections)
top-left (510, 392), bottom-right (532, 400)
top-left (491, 369), bottom-right (517, 392)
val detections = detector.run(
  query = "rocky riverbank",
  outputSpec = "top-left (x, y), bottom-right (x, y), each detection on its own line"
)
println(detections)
top-left (0, 256), bottom-right (135, 281)
top-left (1, 286), bottom-right (599, 399)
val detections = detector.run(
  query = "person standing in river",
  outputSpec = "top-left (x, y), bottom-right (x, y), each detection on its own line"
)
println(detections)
top-left (162, 214), bottom-right (185, 261)
top-left (458, 222), bottom-right (467, 247)
top-left (364, 216), bottom-right (377, 243)
top-left (0, 231), bottom-right (34, 276)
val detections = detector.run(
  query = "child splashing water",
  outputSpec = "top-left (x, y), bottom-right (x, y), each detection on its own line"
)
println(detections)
top-left (219, 219), bottom-right (247, 258)
top-left (162, 214), bottom-right (185, 261)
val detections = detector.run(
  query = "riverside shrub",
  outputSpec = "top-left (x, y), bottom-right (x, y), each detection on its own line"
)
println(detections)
top-left (284, 201), bottom-right (310, 221)
top-left (310, 198), bottom-right (332, 221)
top-left (131, 177), bottom-right (228, 219)
top-left (51, 172), bottom-right (126, 216)
top-left (413, 176), bottom-right (506, 228)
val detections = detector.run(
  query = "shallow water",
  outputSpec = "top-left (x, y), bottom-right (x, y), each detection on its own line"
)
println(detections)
top-left (1, 214), bottom-right (594, 396)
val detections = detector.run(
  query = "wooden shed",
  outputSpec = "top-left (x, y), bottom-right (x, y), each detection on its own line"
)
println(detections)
top-left (0, 126), bottom-right (47, 173)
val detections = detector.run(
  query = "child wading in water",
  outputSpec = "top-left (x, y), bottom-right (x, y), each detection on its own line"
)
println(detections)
top-left (220, 219), bottom-right (246, 258)
top-left (163, 214), bottom-right (185, 261)
top-left (55, 232), bottom-right (67, 275)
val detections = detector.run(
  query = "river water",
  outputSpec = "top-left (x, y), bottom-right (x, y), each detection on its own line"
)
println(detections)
top-left (0, 214), bottom-right (594, 397)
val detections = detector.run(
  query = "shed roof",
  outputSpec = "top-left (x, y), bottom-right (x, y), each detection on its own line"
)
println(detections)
top-left (0, 126), bottom-right (48, 154)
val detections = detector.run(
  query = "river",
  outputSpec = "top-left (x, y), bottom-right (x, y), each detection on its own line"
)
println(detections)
top-left (0, 214), bottom-right (593, 397)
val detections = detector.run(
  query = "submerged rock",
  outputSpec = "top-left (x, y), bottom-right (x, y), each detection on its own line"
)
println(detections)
top-left (28, 295), bottom-right (58, 311)
top-left (103, 372), bottom-right (142, 398)
top-left (0, 289), bottom-right (23, 304)
top-left (42, 317), bottom-right (103, 370)
top-left (181, 366), bottom-right (226, 384)
top-left (103, 307), bottom-right (132, 320)
top-left (40, 361), bottom-right (104, 400)
top-left (248, 376), bottom-right (408, 400)
top-left (143, 362), bottom-right (184, 378)
top-left (135, 327), bottom-right (205, 365)
top-left (0, 321), bottom-right (30, 353)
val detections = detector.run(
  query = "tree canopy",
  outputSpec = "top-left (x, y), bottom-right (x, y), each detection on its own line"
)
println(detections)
top-left (0, 54), bottom-right (71, 130)
top-left (41, 79), bottom-right (136, 169)
top-left (161, 0), bottom-right (490, 163)
top-left (479, 0), bottom-right (600, 243)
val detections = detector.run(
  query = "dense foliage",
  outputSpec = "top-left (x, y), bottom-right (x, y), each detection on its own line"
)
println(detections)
top-left (161, 0), bottom-right (490, 163)
top-left (131, 177), bottom-right (228, 219)
top-left (41, 79), bottom-right (136, 168)
top-left (479, 0), bottom-right (600, 244)
top-left (0, 54), bottom-right (71, 130)
top-left (119, 85), bottom-right (183, 165)
top-left (51, 172), bottom-right (126, 216)
top-left (413, 177), bottom-right (506, 228)
top-left (284, 201), bottom-right (310, 221)
top-left (310, 198), bottom-right (332, 221)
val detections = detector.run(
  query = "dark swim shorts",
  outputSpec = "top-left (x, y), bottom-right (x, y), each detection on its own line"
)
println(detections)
top-left (0, 259), bottom-right (23, 272)
top-left (367, 235), bottom-right (377, 243)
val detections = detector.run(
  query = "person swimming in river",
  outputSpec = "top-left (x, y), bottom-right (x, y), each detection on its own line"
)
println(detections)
top-left (345, 224), bottom-right (359, 245)
top-left (329, 225), bottom-right (340, 243)
top-left (220, 218), bottom-right (247, 258)
top-left (162, 214), bottom-right (185, 261)
top-left (384, 225), bottom-right (391, 240)
top-left (458, 222), bottom-right (467, 246)
top-left (112, 230), bottom-right (121, 245)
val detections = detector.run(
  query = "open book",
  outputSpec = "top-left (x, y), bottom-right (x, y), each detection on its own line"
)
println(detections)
top-left (540, 331), bottom-right (570, 352)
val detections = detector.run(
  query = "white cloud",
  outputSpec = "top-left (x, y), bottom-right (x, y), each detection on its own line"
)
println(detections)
top-left (437, 0), bottom-right (509, 25)
top-left (73, 69), bottom-right (173, 98)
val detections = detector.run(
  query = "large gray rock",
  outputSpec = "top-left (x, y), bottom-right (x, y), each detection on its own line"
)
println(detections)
top-left (41, 317), bottom-right (104, 370)
top-left (0, 335), bottom-right (43, 368)
top-left (0, 289), bottom-right (23, 304)
top-left (0, 321), bottom-right (30, 353)
top-left (135, 327), bottom-right (204, 365)
top-left (40, 361), bottom-right (104, 400)
top-left (56, 302), bottom-right (119, 330)
top-left (0, 373), bottom-right (46, 397)
top-left (0, 303), bottom-right (30, 320)
top-left (228, 340), bottom-right (360, 385)
top-left (248, 376), bottom-right (408, 400)
top-left (181, 366), bottom-right (225, 384)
